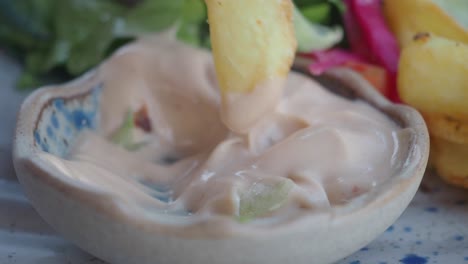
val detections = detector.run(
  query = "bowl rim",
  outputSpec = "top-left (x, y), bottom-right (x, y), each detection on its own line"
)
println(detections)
top-left (12, 40), bottom-right (430, 239)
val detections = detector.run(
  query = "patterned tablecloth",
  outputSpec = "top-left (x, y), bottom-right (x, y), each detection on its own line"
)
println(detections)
top-left (1, 53), bottom-right (467, 264)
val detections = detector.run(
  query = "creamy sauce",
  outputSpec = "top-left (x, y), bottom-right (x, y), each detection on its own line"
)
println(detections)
top-left (220, 77), bottom-right (285, 134)
top-left (39, 37), bottom-right (406, 221)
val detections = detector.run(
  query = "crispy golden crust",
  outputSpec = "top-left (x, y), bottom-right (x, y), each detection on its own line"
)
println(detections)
top-left (398, 33), bottom-right (468, 115)
top-left (423, 112), bottom-right (468, 144)
top-left (431, 136), bottom-right (468, 189)
top-left (437, 171), bottom-right (468, 189)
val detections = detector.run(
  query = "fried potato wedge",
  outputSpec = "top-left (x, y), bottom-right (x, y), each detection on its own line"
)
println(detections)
top-left (398, 33), bottom-right (468, 188)
top-left (205, 0), bottom-right (296, 132)
top-left (383, 0), bottom-right (468, 47)
top-left (422, 112), bottom-right (468, 144)
top-left (398, 33), bottom-right (468, 115)
top-left (431, 136), bottom-right (468, 188)
top-left (205, 0), bottom-right (296, 94)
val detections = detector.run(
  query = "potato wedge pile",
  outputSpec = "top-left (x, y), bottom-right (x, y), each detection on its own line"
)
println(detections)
top-left (399, 33), bottom-right (468, 187)
top-left (205, 0), bottom-right (296, 132)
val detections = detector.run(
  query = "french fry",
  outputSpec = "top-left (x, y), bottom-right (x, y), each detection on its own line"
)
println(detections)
top-left (398, 33), bottom-right (468, 115)
top-left (422, 112), bottom-right (468, 144)
top-left (431, 136), bottom-right (468, 188)
top-left (383, 0), bottom-right (468, 47)
top-left (399, 32), bottom-right (468, 188)
top-left (205, 0), bottom-right (296, 94)
top-left (205, 0), bottom-right (297, 132)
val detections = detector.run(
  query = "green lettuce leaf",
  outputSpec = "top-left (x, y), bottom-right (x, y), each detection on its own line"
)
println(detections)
top-left (122, 0), bottom-right (185, 36)
top-left (293, 5), bottom-right (343, 52)
top-left (0, 0), bottom-right (52, 44)
top-left (54, 1), bottom-right (125, 75)
top-left (176, 0), bottom-right (206, 45)
top-left (300, 3), bottom-right (332, 24)
top-left (294, 0), bottom-right (330, 8)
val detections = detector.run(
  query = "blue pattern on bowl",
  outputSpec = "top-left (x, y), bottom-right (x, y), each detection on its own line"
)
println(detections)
top-left (33, 84), bottom-right (103, 157)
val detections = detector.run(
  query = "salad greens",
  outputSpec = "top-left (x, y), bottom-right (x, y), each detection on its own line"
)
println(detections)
top-left (293, 5), bottom-right (343, 53)
top-left (0, 0), bottom-right (344, 89)
top-left (0, 0), bottom-right (207, 88)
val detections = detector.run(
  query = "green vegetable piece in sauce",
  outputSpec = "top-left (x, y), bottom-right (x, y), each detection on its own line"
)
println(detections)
top-left (238, 179), bottom-right (294, 223)
top-left (111, 110), bottom-right (149, 151)
top-left (111, 110), bottom-right (135, 148)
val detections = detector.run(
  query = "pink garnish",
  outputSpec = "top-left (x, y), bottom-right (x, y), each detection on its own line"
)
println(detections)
top-left (301, 49), bottom-right (365, 75)
top-left (343, 0), bottom-right (401, 102)
top-left (343, 0), bottom-right (369, 61)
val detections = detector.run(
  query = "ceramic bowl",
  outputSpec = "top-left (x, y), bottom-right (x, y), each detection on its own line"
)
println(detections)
top-left (13, 38), bottom-right (429, 264)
